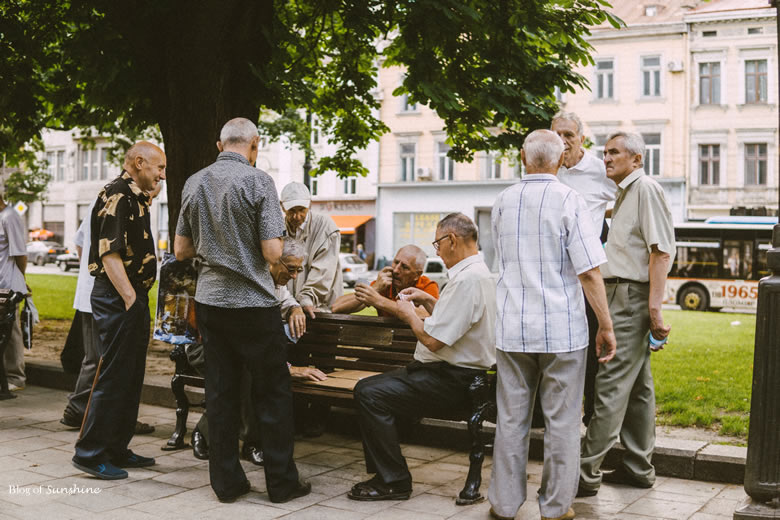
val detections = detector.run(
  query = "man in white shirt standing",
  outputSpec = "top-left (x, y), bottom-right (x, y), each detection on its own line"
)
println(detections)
top-left (552, 112), bottom-right (617, 426)
top-left (489, 130), bottom-right (616, 520)
top-left (0, 193), bottom-right (28, 393)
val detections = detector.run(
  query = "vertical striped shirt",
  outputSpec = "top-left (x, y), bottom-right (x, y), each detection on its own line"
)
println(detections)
top-left (492, 174), bottom-right (606, 353)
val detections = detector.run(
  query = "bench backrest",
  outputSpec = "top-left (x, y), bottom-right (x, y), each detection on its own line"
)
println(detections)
top-left (289, 313), bottom-right (417, 373)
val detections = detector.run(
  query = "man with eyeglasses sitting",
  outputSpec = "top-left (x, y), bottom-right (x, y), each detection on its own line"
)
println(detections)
top-left (331, 244), bottom-right (439, 318)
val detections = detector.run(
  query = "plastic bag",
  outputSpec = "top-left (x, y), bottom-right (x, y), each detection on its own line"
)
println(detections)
top-left (153, 253), bottom-right (199, 345)
top-left (21, 297), bottom-right (36, 350)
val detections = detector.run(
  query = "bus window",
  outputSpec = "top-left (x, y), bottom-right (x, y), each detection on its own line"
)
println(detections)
top-left (671, 241), bottom-right (719, 278)
top-left (756, 240), bottom-right (772, 279)
top-left (723, 240), bottom-right (753, 279)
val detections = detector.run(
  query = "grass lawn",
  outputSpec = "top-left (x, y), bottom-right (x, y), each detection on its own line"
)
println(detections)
top-left (25, 277), bottom-right (754, 437)
top-left (28, 274), bottom-right (158, 322)
top-left (653, 309), bottom-right (754, 437)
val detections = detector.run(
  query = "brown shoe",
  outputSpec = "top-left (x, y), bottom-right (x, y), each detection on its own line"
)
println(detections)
top-left (489, 506), bottom-right (515, 520)
top-left (541, 507), bottom-right (575, 520)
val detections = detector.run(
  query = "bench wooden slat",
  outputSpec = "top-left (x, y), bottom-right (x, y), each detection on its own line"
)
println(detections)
top-left (311, 358), bottom-right (410, 372)
top-left (301, 344), bottom-right (415, 362)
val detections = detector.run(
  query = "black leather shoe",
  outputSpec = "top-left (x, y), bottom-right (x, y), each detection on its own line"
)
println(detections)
top-left (241, 444), bottom-right (264, 466)
top-left (192, 428), bottom-right (209, 460)
top-left (217, 480), bottom-right (251, 503)
top-left (270, 479), bottom-right (312, 503)
top-left (60, 410), bottom-right (83, 429)
top-left (347, 475), bottom-right (412, 501)
top-left (602, 465), bottom-right (653, 489)
top-left (576, 480), bottom-right (598, 498)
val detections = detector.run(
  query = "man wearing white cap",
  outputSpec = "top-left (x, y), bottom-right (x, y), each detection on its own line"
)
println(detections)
top-left (279, 182), bottom-right (343, 316)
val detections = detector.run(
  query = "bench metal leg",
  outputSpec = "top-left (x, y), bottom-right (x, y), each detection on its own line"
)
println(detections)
top-left (163, 374), bottom-right (190, 450)
top-left (457, 374), bottom-right (495, 505)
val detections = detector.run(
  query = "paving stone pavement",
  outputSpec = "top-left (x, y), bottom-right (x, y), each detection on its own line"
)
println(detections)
top-left (0, 386), bottom-right (747, 519)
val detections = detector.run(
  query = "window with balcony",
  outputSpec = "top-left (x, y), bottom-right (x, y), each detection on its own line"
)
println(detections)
top-left (699, 62), bottom-right (721, 105)
top-left (437, 142), bottom-right (454, 181)
top-left (641, 56), bottom-right (661, 97)
top-left (400, 143), bottom-right (416, 182)
top-left (595, 59), bottom-right (614, 100)
top-left (745, 60), bottom-right (768, 104)
top-left (744, 143), bottom-right (767, 185)
top-left (343, 177), bottom-right (356, 195)
top-left (698, 144), bottom-right (720, 185)
top-left (642, 133), bottom-right (661, 176)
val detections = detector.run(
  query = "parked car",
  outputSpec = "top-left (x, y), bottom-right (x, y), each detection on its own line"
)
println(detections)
top-left (26, 241), bottom-right (67, 266)
top-left (56, 251), bottom-right (80, 271)
top-left (423, 257), bottom-right (449, 290)
top-left (340, 253), bottom-right (369, 287)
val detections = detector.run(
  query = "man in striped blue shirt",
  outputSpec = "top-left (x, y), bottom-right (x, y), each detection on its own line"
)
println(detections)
top-left (488, 129), bottom-right (616, 520)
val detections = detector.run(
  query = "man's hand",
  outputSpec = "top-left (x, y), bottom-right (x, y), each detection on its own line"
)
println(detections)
top-left (395, 300), bottom-right (417, 323)
top-left (595, 326), bottom-right (617, 363)
top-left (354, 283), bottom-right (383, 308)
top-left (398, 287), bottom-right (426, 304)
top-left (25, 283), bottom-right (32, 296)
top-left (288, 306), bottom-right (306, 338)
top-left (289, 366), bottom-right (328, 381)
top-left (302, 305), bottom-right (316, 319)
top-left (649, 309), bottom-right (671, 343)
top-left (124, 291), bottom-right (137, 311)
top-left (373, 266), bottom-right (393, 294)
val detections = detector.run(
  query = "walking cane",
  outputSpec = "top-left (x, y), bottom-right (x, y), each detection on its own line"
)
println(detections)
top-left (78, 356), bottom-right (104, 439)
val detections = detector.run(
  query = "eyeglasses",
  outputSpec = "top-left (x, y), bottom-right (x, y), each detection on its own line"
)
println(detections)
top-left (432, 234), bottom-right (452, 252)
top-left (279, 258), bottom-right (304, 274)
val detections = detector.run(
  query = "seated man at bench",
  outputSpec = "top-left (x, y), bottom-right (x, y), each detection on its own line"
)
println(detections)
top-left (347, 213), bottom-right (496, 502)
top-left (191, 237), bottom-right (327, 463)
top-left (331, 244), bottom-right (439, 318)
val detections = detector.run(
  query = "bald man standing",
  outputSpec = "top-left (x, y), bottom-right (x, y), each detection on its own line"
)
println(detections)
top-left (72, 142), bottom-right (166, 480)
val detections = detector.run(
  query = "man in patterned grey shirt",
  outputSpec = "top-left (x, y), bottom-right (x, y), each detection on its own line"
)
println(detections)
top-left (175, 117), bottom-right (310, 504)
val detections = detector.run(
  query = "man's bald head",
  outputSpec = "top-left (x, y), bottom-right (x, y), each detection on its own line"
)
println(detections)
top-left (521, 129), bottom-right (565, 174)
top-left (124, 141), bottom-right (166, 193)
top-left (391, 244), bottom-right (427, 293)
top-left (397, 245), bottom-right (427, 272)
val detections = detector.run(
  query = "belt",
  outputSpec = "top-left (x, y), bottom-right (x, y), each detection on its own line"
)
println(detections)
top-left (603, 277), bottom-right (649, 285)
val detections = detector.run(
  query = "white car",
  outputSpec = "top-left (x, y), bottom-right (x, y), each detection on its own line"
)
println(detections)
top-left (340, 253), bottom-right (369, 287)
top-left (423, 257), bottom-right (449, 290)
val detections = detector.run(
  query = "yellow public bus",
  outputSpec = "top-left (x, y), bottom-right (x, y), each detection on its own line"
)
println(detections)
top-left (666, 216), bottom-right (776, 312)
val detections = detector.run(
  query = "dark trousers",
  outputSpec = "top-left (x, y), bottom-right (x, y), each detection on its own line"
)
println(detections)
top-left (74, 278), bottom-right (149, 465)
top-left (196, 366), bottom-right (261, 446)
top-left (65, 312), bottom-right (101, 418)
top-left (582, 293), bottom-right (600, 425)
top-left (196, 302), bottom-right (299, 501)
top-left (354, 361), bottom-right (481, 484)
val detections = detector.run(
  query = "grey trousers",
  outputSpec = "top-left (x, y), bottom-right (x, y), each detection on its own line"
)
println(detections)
top-left (489, 348), bottom-right (586, 519)
top-left (580, 281), bottom-right (656, 491)
top-left (3, 311), bottom-right (25, 387)
top-left (64, 312), bottom-right (101, 417)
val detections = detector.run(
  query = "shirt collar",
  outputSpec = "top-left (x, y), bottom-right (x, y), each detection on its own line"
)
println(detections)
top-left (120, 171), bottom-right (151, 205)
top-left (216, 151), bottom-right (251, 166)
top-left (521, 173), bottom-right (559, 183)
top-left (567, 149), bottom-right (595, 173)
top-left (617, 168), bottom-right (645, 190)
top-left (447, 253), bottom-right (482, 278)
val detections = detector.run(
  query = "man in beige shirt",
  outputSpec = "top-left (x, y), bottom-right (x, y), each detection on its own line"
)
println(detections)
top-left (578, 132), bottom-right (676, 497)
top-left (347, 213), bottom-right (496, 502)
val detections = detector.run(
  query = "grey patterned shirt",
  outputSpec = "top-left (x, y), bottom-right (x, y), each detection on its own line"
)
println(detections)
top-left (176, 152), bottom-right (285, 308)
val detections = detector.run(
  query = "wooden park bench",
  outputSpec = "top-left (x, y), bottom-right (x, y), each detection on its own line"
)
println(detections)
top-left (164, 312), bottom-right (497, 505)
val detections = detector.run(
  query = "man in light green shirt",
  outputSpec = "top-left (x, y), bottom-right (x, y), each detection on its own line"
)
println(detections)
top-left (579, 132), bottom-right (676, 498)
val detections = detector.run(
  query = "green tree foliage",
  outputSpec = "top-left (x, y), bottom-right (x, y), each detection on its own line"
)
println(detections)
top-left (0, 0), bottom-right (620, 224)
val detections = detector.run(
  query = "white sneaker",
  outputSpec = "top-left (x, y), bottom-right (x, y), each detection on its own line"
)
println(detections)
top-left (8, 383), bottom-right (25, 391)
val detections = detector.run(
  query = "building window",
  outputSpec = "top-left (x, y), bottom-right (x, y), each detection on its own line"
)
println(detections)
top-left (745, 60), bottom-right (768, 104)
top-left (437, 142), bottom-right (454, 181)
top-left (699, 145), bottom-right (720, 185)
top-left (100, 148), bottom-right (110, 180)
top-left (80, 149), bottom-right (89, 181)
top-left (485, 152), bottom-right (502, 179)
top-left (90, 149), bottom-right (99, 180)
top-left (514, 160), bottom-right (525, 178)
top-left (310, 177), bottom-right (318, 196)
top-left (343, 177), bottom-right (356, 195)
top-left (45, 152), bottom-right (55, 178)
top-left (703, 30), bottom-right (717, 38)
top-left (699, 62), bottom-right (721, 104)
top-left (644, 5), bottom-right (658, 17)
top-left (745, 143), bottom-right (768, 185)
top-left (748, 27), bottom-right (763, 35)
top-left (593, 134), bottom-right (609, 160)
top-left (595, 59), bottom-right (614, 100)
top-left (56, 151), bottom-right (65, 182)
top-left (641, 56), bottom-right (661, 97)
top-left (400, 143), bottom-right (416, 182)
top-left (311, 116), bottom-right (320, 145)
top-left (642, 133), bottom-right (661, 176)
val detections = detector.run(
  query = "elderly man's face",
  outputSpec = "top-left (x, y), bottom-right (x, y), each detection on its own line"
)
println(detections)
top-left (272, 254), bottom-right (304, 286)
top-left (391, 249), bottom-right (423, 292)
top-left (136, 149), bottom-right (167, 193)
top-left (603, 136), bottom-right (641, 183)
top-left (551, 119), bottom-right (583, 168)
top-left (284, 206), bottom-right (309, 232)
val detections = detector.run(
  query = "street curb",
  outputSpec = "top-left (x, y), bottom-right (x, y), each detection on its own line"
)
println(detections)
top-left (26, 359), bottom-right (746, 485)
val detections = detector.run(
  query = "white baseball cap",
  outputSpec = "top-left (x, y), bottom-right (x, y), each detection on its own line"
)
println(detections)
top-left (280, 182), bottom-right (311, 210)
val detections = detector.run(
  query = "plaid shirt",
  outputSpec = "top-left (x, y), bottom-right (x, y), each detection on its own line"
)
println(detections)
top-left (492, 174), bottom-right (606, 353)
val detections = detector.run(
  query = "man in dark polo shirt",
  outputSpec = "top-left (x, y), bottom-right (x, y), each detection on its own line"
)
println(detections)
top-left (175, 117), bottom-right (310, 504)
top-left (72, 141), bottom-right (165, 480)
